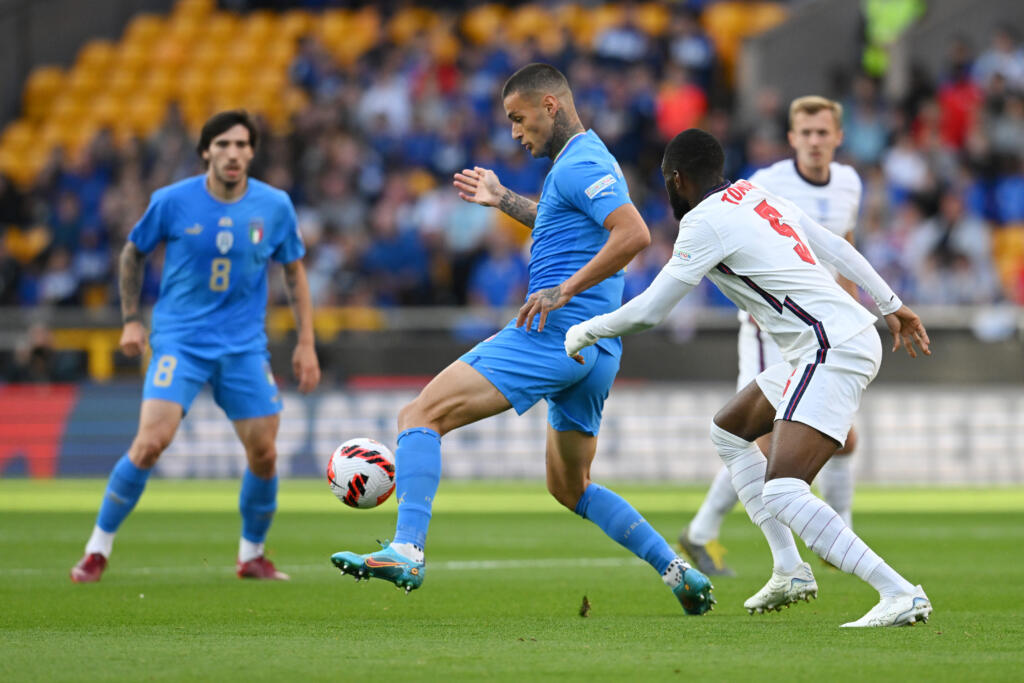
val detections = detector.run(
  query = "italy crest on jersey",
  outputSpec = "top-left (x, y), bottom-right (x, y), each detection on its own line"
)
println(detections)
top-left (249, 218), bottom-right (264, 244)
top-left (216, 230), bottom-right (233, 254)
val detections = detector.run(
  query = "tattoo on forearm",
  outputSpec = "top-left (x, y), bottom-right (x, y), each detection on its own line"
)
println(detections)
top-left (119, 242), bottom-right (146, 318)
top-left (282, 264), bottom-right (306, 333)
top-left (498, 189), bottom-right (537, 228)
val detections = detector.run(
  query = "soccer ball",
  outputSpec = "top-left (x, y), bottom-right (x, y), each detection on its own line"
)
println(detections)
top-left (326, 437), bottom-right (396, 509)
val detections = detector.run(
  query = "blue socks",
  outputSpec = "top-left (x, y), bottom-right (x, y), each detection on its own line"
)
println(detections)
top-left (239, 468), bottom-right (278, 543)
top-left (392, 427), bottom-right (442, 549)
top-left (96, 454), bottom-right (151, 533)
top-left (574, 483), bottom-right (677, 574)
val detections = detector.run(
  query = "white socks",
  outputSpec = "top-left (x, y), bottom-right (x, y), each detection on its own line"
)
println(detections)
top-left (687, 466), bottom-right (738, 544)
top-left (818, 454), bottom-right (854, 527)
top-left (762, 477), bottom-right (914, 597)
top-left (710, 424), bottom-right (801, 571)
top-left (85, 525), bottom-right (115, 558)
top-left (390, 542), bottom-right (424, 563)
top-left (661, 557), bottom-right (687, 588)
top-left (239, 538), bottom-right (265, 563)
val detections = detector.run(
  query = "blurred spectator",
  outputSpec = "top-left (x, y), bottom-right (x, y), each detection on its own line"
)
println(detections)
top-left (655, 65), bottom-right (707, 142)
top-left (665, 9), bottom-right (716, 92)
top-left (5, 322), bottom-right (81, 382)
top-left (937, 37), bottom-right (984, 150)
top-left (466, 229), bottom-right (528, 308)
top-left (972, 26), bottom-right (1024, 91)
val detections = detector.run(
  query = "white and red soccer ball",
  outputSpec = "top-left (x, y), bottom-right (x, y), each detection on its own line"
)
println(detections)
top-left (326, 437), bottom-right (396, 509)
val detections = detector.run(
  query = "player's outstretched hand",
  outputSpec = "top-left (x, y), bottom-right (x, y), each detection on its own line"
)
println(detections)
top-left (293, 343), bottom-right (321, 393)
top-left (564, 322), bottom-right (598, 364)
top-left (119, 321), bottom-right (147, 357)
top-left (453, 166), bottom-right (504, 207)
top-left (884, 305), bottom-right (931, 359)
top-left (517, 284), bottom-right (570, 333)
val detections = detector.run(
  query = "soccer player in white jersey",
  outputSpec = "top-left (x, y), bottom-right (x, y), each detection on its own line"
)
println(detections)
top-left (566, 129), bottom-right (932, 627)
top-left (679, 96), bottom-right (864, 575)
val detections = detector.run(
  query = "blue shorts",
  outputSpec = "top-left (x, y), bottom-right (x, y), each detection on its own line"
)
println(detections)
top-left (142, 345), bottom-right (282, 421)
top-left (459, 321), bottom-right (620, 436)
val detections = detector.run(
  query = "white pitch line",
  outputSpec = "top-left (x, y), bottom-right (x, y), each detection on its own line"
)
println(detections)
top-left (1, 556), bottom-right (644, 578)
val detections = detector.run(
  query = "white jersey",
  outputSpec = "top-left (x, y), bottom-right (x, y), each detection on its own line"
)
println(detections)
top-left (665, 180), bottom-right (877, 364)
top-left (749, 160), bottom-right (861, 238)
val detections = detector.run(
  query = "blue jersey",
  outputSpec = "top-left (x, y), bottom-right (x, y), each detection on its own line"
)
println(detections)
top-left (530, 130), bottom-right (631, 354)
top-left (128, 175), bottom-right (304, 358)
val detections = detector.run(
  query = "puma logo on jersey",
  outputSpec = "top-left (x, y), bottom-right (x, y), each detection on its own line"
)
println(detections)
top-left (185, 224), bottom-right (203, 235)
top-left (585, 174), bottom-right (617, 199)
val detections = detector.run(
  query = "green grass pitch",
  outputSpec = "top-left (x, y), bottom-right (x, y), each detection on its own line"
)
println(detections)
top-left (2, 480), bottom-right (1023, 681)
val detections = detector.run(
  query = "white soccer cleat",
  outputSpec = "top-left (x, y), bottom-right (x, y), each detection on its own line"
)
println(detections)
top-left (840, 585), bottom-right (932, 628)
top-left (744, 561), bottom-right (818, 614)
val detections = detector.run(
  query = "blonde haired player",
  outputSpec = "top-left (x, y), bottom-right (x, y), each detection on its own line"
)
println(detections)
top-left (566, 129), bottom-right (932, 627)
top-left (679, 96), bottom-right (864, 576)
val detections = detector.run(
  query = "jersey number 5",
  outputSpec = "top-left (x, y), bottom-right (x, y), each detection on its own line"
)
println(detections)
top-left (210, 258), bottom-right (231, 291)
top-left (754, 200), bottom-right (816, 265)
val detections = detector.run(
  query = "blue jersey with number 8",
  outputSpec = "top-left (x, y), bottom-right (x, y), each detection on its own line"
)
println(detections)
top-left (128, 175), bottom-right (304, 358)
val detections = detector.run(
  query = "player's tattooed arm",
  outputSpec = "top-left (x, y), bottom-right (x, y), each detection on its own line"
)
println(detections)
top-left (498, 189), bottom-right (538, 228)
top-left (118, 241), bottom-right (148, 357)
top-left (282, 259), bottom-right (321, 393)
top-left (453, 166), bottom-right (536, 227)
top-left (118, 241), bottom-right (146, 322)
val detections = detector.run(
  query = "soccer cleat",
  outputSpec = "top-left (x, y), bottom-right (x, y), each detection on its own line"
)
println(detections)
top-left (744, 561), bottom-right (818, 614)
top-left (666, 558), bottom-right (716, 615)
top-left (70, 553), bottom-right (107, 583)
top-left (331, 540), bottom-right (424, 594)
top-left (678, 526), bottom-right (735, 577)
top-left (840, 586), bottom-right (932, 628)
top-left (237, 556), bottom-right (290, 580)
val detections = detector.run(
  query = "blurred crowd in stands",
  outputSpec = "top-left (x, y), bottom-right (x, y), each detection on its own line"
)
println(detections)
top-left (0, 0), bottom-right (1022, 328)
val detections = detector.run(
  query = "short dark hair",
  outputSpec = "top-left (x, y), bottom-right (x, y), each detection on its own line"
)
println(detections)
top-left (662, 128), bottom-right (725, 186)
top-left (501, 63), bottom-right (570, 100)
top-left (197, 109), bottom-right (258, 157)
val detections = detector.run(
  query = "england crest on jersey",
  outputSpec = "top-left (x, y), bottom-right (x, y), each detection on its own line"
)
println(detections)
top-left (249, 218), bottom-right (264, 244)
top-left (216, 230), bottom-right (234, 254)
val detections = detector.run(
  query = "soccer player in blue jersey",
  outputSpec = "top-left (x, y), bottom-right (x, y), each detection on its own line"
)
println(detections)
top-left (70, 110), bottom-right (320, 583)
top-left (331, 64), bottom-right (714, 615)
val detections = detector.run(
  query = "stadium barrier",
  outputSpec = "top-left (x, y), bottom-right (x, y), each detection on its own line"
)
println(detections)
top-left (2, 382), bottom-right (1022, 484)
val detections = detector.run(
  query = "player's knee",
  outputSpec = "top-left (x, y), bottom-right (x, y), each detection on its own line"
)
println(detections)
top-left (547, 482), bottom-right (582, 511)
top-left (129, 432), bottom-right (172, 466)
top-left (398, 397), bottom-right (443, 433)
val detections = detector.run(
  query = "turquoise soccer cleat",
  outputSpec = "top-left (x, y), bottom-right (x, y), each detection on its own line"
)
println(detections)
top-left (672, 562), bottom-right (716, 615)
top-left (331, 540), bottom-right (425, 594)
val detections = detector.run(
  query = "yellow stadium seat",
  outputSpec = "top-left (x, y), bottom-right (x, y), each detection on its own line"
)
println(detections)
top-left (461, 4), bottom-right (508, 46)
top-left (508, 5), bottom-right (557, 44)
top-left (702, 2), bottom-right (788, 84)
top-left (24, 67), bottom-right (66, 121)
top-left (1, 121), bottom-right (36, 153)
top-left (107, 70), bottom-right (143, 98)
top-left (124, 14), bottom-right (165, 46)
top-left (151, 35), bottom-right (187, 70)
top-left (635, 2), bottom-right (671, 38)
top-left (173, 0), bottom-right (214, 21)
top-left (388, 7), bottom-right (437, 46)
top-left (279, 10), bottom-right (313, 40)
top-left (77, 40), bottom-right (117, 71)
top-left (187, 41), bottom-right (228, 71)
top-left (242, 10), bottom-right (275, 41)
top-left (205, 11), bottom-right (240, 43)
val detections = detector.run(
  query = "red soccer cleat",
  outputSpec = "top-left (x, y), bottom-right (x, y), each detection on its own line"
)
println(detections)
top-left (236, 556), bottom-right (290, 580)
top-left (70, 553), bottom-right (108, 583)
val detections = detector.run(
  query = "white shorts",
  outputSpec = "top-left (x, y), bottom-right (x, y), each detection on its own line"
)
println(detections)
top-left (737, 316), bottom-right (785, 392)
top-left (753, 325), bottom-right (882, 446)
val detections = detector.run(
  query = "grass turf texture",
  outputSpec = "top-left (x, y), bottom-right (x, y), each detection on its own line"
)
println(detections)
top-left (2, 481), bottom-right (1023, 682)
